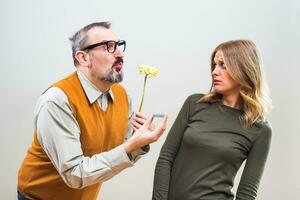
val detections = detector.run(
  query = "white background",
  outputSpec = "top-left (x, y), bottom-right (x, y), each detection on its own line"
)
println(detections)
top-left (0, 0), bottom-right (299, 199)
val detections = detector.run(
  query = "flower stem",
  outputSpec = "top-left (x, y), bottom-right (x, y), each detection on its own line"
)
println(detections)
top-left (138, 74), bottom-right (148, 112)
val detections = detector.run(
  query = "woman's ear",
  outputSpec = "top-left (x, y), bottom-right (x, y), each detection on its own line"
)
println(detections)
top-left (75, 51), bottom-right (90, 67)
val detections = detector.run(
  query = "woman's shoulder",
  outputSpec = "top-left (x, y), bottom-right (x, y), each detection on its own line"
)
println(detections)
top-left (184, 93), bottom-right (211, 112)
top-left (186, 93), bottom-right (206, 102)
top-left (253, 120), bottom-right (273, 139)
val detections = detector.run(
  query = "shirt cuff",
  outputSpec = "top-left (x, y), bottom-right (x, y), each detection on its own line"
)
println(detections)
top-left (128, 145), bottom-right (150, 163)
top-left (105, 145), bottom-right (134, 172)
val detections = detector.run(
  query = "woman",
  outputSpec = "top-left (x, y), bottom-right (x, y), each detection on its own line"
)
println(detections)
top-left (152, 40), bottom-right (272, 200)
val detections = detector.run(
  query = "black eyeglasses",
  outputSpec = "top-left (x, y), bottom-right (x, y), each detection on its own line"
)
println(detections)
top-left (81, 40), bottom-right (126, 53)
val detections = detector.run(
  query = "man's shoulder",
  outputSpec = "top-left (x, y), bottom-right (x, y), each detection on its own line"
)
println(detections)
top-left (111, 83), bottom-right (127, 95)
top-left (33, 87), bottom-right (70, 120)
top-left (39, 87), bottom-right (69, 106)
top-left (52, 72), bottom-right (78, 88)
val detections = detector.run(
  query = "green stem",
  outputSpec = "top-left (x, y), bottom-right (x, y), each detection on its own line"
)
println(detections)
top-left (138, 75), bottom-right (148, 112)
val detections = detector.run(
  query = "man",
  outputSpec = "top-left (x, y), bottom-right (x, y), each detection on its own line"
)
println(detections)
top-left (18, 22), bottom-right (167, 200)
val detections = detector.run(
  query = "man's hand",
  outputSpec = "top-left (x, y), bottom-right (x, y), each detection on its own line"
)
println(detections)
top-left (124, 114), bottom-right (168, 154)
top-left (131, 112), bottom-right (155, 131)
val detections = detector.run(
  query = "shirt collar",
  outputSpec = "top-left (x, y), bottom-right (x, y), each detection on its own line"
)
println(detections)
top-left (77, 70), bottom-right (115, 104)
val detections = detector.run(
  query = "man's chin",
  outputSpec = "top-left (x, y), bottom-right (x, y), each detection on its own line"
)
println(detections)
top-left (114, 70), bottom-right (123, 82)
top-left (100, 72), bottom-right (123, 83)
top-left (113, 74), bottom-right (123, 83)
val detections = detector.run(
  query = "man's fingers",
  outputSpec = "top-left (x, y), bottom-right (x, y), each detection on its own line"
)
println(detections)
top-left (131, 124), bottom-right (138, 131)
top-left (133, 114), bottom-right (147, 125)
top-left (152, 114), bottom-right (168, 138)
top-left (131, 120), bottom-right (141, 128)
top-left (135, 112), bottom-right (147, 119)
top-left (149, 122), bottom-right (155, 131)
top-left (127, 114), bottom-right (168, 150)
top-left (142, 115), bottom-right (153, 129)
top-left (159, 114), bottom-right (168, 129)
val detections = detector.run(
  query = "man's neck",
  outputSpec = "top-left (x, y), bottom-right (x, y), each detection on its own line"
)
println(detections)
top-left (77, 69), bottom-right (112, 92)
top-left (96, 81), bottom-right (112, 93)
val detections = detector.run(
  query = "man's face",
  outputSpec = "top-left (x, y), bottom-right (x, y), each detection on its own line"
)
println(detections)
top-left (85, 27), bottom-right (124, 84)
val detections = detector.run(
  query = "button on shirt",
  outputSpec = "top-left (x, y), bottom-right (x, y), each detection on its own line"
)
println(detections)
top-left (34, 70), bottom-right (147, 188)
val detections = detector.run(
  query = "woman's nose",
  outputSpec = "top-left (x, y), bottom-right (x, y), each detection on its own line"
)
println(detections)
top-left (212, 66), bottom-right (220, 76)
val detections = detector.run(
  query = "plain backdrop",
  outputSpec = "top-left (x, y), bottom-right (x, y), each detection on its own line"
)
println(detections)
top-left (1, 0), bottom-right (299, 199)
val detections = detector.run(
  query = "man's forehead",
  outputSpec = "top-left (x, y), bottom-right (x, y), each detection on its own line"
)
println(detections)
top-left (87, 27), bottom-right (118, 42)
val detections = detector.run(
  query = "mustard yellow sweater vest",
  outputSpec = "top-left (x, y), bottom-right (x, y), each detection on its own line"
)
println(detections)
top-left (18, 72), bottom-right (129, 200)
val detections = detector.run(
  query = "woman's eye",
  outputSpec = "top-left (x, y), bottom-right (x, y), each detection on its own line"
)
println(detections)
top-left (213, 62), bottom-right (226, 69)
top-left (220, 62), bottom-right (226, 69)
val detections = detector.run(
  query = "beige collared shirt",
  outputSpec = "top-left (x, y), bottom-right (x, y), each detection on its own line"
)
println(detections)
top-left (77, 70), bottom-right (114, 111)
top-left (34, 70), bottom-right (147, 188)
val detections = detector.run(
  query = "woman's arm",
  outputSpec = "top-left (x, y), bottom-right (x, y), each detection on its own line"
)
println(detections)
top-left (236, 122), bottom-right (272, 200)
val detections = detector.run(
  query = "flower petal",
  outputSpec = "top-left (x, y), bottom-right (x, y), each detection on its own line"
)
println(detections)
top-left (137, 65), bottom-right (160, 77)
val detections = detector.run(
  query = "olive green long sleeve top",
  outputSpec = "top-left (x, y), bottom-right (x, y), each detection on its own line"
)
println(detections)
top-left (153, 94), bottom-right (272, 200)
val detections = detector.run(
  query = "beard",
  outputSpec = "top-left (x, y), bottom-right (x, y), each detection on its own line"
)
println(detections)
top-left (89, 55), bottom-right (124, 83)
top-left (99, 57), bottom-right (124, 83)
top-left (99, 68), bottom-right (123, 83)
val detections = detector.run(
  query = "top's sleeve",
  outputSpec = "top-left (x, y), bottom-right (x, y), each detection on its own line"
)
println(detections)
top-left (152, 95), bottom-right (192, 200)
top-left (35, 87), bottom-right (134, 189)
top-left (236, 123), bottom-right (272, 200)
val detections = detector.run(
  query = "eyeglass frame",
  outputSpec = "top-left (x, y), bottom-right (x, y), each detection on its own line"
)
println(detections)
top-left (81, 40), bottom-right (126, 53)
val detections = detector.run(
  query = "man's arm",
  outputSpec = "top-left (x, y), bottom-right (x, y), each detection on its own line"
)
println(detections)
top-left (124, 97), bottom-right (150, 161)
top-left (35, 87), bottom-right (167, 189)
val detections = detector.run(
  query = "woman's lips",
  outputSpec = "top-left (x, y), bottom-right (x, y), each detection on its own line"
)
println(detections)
top-left (214, 80), bottom-right (221, 85)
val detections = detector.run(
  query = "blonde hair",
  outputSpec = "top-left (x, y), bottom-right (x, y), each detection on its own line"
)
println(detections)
top-left (200, 40), bottom-right (272, 127)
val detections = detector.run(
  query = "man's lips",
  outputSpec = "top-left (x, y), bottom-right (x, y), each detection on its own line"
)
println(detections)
top-left (113, 61), bottom-right (123, 72)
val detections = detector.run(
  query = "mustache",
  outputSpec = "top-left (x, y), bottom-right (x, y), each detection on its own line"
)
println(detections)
top-left (112, 57), bottom-right (124, 66)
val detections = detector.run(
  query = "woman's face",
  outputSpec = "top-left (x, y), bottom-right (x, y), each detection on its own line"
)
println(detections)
top-left (212, 50), bottom-right (240, 96)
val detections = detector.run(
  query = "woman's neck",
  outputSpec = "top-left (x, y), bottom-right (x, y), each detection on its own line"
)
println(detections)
top-left (221, 93), bottom-right (241, 109)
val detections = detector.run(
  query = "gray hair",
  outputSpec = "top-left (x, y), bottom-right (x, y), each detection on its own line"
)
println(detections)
top-left (69, 22), bottom-right (111, 66)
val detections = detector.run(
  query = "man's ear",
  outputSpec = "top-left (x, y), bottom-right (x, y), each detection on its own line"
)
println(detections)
top-left (75, 51), bottom-right (90, 67)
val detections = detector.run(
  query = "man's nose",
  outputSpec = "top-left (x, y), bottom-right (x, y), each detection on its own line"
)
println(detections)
top-left (114, 47), bottom-right (124, 57)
